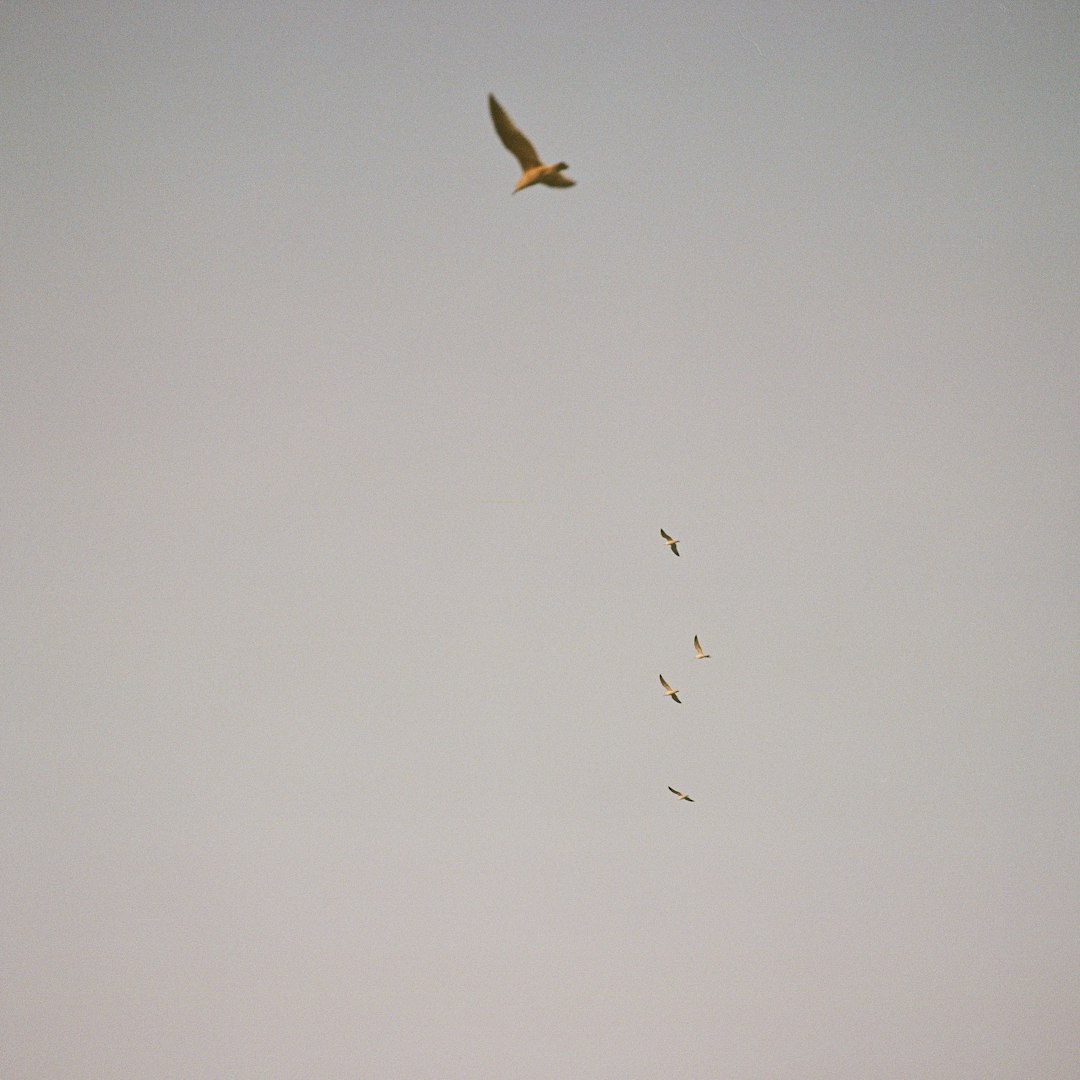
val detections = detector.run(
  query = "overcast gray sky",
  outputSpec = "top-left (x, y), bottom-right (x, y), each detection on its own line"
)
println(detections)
top-left (3, 2), bottom-right (1079, 1077)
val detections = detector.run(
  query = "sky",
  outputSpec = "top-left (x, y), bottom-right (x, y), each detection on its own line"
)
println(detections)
top-left (2, 1), bottom-right (1079, 1077)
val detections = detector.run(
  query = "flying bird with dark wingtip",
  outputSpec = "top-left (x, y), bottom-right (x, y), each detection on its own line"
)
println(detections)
top-left (668, 786), bottom-right (694, 802)
top-left (660, 529), bottom-right (680, 556)
top-left (659, 674), bottom-right (681, 703)
top-left (693, 635), bottom-right (710, 660)
top-left (488, 94), bottom-right (576, 194)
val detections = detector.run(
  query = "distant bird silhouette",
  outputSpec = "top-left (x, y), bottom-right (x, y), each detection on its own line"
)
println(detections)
top-left (668, 786), bottom-right (694, 802)
top-left (693, 635), bottom-right (710, 660)
top-left (660, 529), bottom-right (680, 556)
top-left (488, 94), bottom-right (575, 194)
top-left (659, 674), bottom-right (681, 703)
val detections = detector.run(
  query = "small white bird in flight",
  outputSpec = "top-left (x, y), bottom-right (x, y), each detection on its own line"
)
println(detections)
top-left (488, 94), bottom-right (576, 194)
top-left (693, 635), bottom-right (710, 660)
top-left (660, 529), bottom-right (680, 556)
top-left (659, 674), bottom-right (681, 703)
top-left (668, 786), bottom-right (694, 802)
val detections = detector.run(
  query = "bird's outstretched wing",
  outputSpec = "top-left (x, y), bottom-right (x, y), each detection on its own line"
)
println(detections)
top-left (660, 674), bottom-right (673, 691)
top-left (489, 94), bottom-right (542, 170)
top-left (660, 529), bottom-right (673, 542)
top-left (668, 786), bottom-right (680, 795)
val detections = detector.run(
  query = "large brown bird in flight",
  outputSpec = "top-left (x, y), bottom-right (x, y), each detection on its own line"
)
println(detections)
top-left (488, 94), bottom-right (576, 194)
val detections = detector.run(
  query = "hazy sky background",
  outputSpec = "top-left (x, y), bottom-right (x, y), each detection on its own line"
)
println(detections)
top-left (3, 2), bottom-right (1078, 1077)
